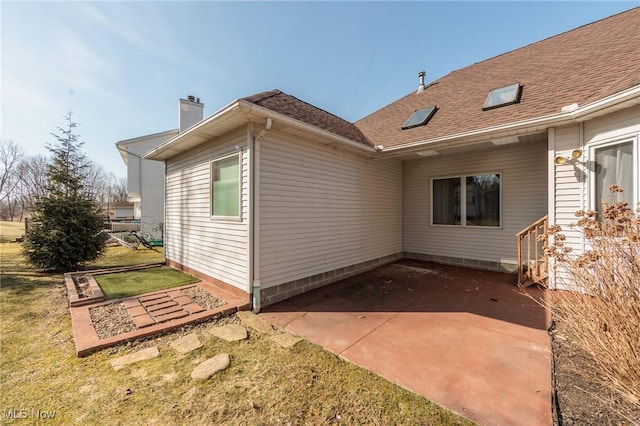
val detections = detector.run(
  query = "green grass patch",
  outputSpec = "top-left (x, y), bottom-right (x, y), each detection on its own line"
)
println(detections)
top-left (95, 266), bottom-right (199, 299)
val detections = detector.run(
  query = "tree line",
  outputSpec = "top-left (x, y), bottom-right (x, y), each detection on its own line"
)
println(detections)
top-left (0, 136), bottom-right (128, 222)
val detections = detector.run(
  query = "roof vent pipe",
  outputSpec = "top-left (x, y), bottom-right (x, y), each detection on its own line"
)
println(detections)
top-left (416, 71), bottom-right (426, 94)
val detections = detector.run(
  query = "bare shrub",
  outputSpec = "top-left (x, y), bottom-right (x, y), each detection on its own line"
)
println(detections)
top-left (543, 185), bottom-right (640, 411)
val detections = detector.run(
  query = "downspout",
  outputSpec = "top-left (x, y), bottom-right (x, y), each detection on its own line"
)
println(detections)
top-left (579, 121), bottom-right (586, 255)
top-left (547, 128), bottom-right (556, 289)
top-left (251, 117), bottom-right (272, 313)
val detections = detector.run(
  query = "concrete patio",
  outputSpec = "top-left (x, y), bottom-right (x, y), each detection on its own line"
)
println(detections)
top-left (259, 260), bottom-right (551, 425)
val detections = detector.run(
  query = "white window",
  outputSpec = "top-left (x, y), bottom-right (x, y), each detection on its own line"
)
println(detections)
top-left (211, 153), bottom-right (241, 219)
top-left (591, 138), bottom-right (638, 215)
top-left (432, 173), bottom-right (501, 227)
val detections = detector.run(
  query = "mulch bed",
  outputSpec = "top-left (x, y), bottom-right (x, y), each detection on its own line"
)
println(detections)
top-left (88, 286), bottom-right (227, 339)
top-left (551, 317), bottom-right (640, 425)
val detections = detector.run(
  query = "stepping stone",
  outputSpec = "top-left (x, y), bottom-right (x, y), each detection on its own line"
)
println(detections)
top-left (270, 333), bottom-right (303, 348)
top-left (174, 296), bottom-right (193, 306)
top-left (150, 305), bottom-right (184, 317)
top-left (167, 289), bottom-right (186, 298)
top-left (236, 311), bottom-right (277, 335)
top-left (127, 306), bottom-right (148, 317)
top-left (146, 301), bottom-right (179, 312)
top-left (123, 299), bottom-right (141, 309)
top-left (110, 346), bottom-right (160, 371)
top-left (191, 353), bottom-right (230, 380)
top-left (132, 314), bottom-right (155, 328)
top-left (170, 333), bottom-right (203, 354)
top-left (141, 297), bottom-right (172, 308)
top-left (153, 310), bottom-right (189, 323)
top-left (139, 293), bottom-right (169, 303)
top-left (183, 303), bottom-right (205, 315)
top-left (209, 324), bottom-right (247, 342)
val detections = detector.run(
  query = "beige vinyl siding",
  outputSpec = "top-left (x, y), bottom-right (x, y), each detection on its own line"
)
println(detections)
top-left (258, 132), bottom-right (402, 289)
top-left (553, 125), bottom-right (584, 253)
top-left (122, 132), bottom-right (178, 238)
top-left (551, 106), bottom-right (640, 289)
top-left (404, 140), bottom-right (547, 267)
top-left (139, 160), bottom-right (165, 237)
top-left (584, 104), bottom-right (640, 210)
top-left (164, 129), bottom-right (249, 291)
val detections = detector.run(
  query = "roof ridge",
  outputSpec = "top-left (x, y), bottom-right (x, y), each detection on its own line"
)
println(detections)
top-left (282, 92), bottom-right (358, 126)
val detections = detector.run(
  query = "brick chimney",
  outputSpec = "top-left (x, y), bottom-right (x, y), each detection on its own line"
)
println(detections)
top-left (179, 95), bottom-right (204, 132)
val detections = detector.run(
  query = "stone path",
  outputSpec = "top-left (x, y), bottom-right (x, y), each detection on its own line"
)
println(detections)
top-left (108, 320), bottom-right (302, 382)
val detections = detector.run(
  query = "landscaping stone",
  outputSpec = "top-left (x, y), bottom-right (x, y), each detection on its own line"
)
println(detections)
top-left (209, 324), bottom-right (248, 342)
top-left (132, 314), bottom-right (155, 328)
top-left (236, 311), bottom-right (277, 335)
top-left (270, 333), bottom-right (303, 348)
top-left (170, 333), bottom-right (203, 354)
top-left (154, 310), bottom-right (189, 323)
top-left (110, 346), bottom-right (160, 371)
top-left (191, 353), bottom-right (230, 380)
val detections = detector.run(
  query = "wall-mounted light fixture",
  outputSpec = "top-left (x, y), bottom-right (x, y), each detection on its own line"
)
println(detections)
top-left (554, 149), bottom-right (582, 165)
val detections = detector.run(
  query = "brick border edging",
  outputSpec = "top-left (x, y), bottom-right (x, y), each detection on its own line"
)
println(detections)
top-left (65, 263), bottom-right (167, 307)
top-left (71, 281), bottom-right (250, 357)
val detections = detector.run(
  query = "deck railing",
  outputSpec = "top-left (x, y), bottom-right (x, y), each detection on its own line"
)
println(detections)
top-left (104, 218), bottom-right (140, 232)
top-left (516, 215), bottom-right (549, 286)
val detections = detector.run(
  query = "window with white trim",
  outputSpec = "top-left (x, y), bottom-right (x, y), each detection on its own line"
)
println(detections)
top-left (211, 153), bottom-right (241, 219)
top-left (432, 173), bottom-right (501, 227)
top-left (591, 138), bottom-right (638, 216)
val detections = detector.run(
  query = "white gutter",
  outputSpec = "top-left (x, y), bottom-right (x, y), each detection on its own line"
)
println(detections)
top-left (250, 117), bottom-right (271, 314)
top-left (380, 84), bottom-right (640, 156)
top-left (570, 85), bottom-right (640, 121)
top-left (382, 111), bottom-right (575, 156)
top-left (144, 101), bottom-right (242, 160)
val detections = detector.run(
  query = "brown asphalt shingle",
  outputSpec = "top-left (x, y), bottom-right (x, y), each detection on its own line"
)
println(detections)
top-left (355, 7), bottom-right (640, 148)
top-left (241, 89), bottom-right (372, 147)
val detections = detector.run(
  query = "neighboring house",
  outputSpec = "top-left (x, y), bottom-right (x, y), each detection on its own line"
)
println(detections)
top-left (116, 97), bottom-right (204, 239)
top-left (112, 203), bottom-right (134, 219)
top-left (144, 8), bottom-right (640, 309)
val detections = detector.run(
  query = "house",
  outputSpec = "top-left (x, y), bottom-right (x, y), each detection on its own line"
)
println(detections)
top-left (111, 203), bottom-right (134, 219)
top-left (116, 96), bottom-right (204, 239)
top-left (144, 8), bottom-right (640, 310)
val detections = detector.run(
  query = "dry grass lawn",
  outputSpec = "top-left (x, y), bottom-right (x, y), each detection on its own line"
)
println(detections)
top-left (0, 230), bottom-right (471, 425)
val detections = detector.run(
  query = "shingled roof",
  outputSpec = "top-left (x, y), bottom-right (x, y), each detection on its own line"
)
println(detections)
top-left (355, 7), bottom-right (640, 148)
top-left (241, 89), bottom-right (372, 147)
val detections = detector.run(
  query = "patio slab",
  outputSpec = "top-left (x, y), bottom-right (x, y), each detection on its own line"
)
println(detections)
top-left (260, 260), bottom-right (551, 426)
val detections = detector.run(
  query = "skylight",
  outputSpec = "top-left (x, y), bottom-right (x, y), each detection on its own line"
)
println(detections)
top-left (401, 106), bottom-right (437, 130)
top-left (483, 83), bottom-right (522, 110)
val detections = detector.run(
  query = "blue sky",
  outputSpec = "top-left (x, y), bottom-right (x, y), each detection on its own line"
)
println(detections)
top-left (1, 1), bottom-right (637, 177)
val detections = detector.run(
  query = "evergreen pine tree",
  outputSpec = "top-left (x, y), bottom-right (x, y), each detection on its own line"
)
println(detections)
top-left (23, 111), bottom-right (106, 271)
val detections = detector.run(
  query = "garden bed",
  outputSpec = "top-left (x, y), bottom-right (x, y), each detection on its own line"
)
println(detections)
top-left (64, 263), bottom-right (167, 306)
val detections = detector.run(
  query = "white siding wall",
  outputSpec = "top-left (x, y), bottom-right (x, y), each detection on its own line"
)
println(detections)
top-left (258, 132), bottom-right (403, 289)
top-left (164, 129), bottom-right (249, 292)
top-left (139, 159), bottom-right (165, 237)
top-left (553, 124), bottom-right (584, 253)
top-left (123, 133), bottom-right (177, 238)
top-left (551, 106), bottom-right (640, 288)
top-left (584, 104), bottom-right (640, 210)
top-left (404, 140), bottom-right (548, 268)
